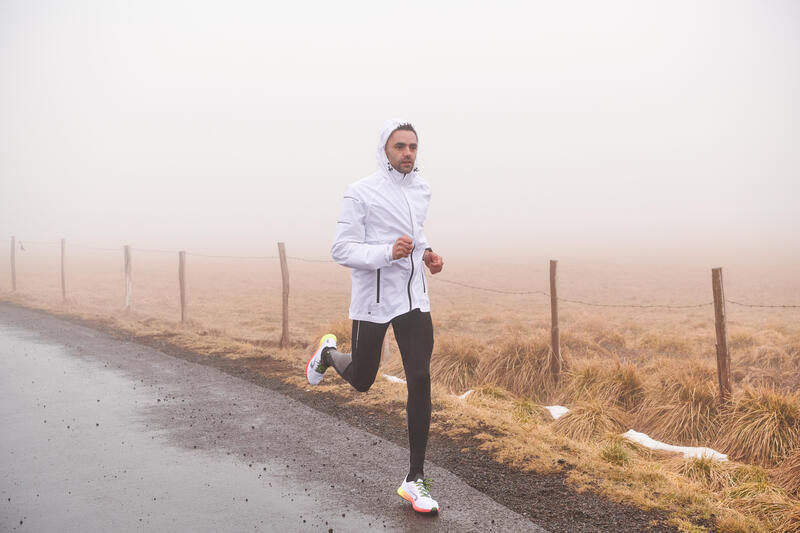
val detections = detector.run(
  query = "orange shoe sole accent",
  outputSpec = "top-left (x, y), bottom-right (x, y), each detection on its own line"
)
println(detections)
top-left (397, 487), bottom-right (438, 514)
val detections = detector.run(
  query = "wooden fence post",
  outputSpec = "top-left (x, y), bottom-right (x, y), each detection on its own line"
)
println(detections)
top-left (124, 245), bottom-right (132, 312)
top-left (61, 238), bottom-right (66, 302)
top-left (712, 267), bottom-right (732, 403)
top-left (549, 259), bottom-right (562, 381)
top-left (179, 251), bottom-right (187, 323)
top-left (10, 236), bottom-right (16, 291)
top-left (278, 242), bottom-right (290, 348)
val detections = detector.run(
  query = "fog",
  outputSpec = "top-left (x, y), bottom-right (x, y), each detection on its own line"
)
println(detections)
top-left (1, 0), bottom-right (798, 266)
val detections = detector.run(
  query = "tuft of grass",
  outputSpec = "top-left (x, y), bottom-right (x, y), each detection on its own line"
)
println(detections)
top-left (597, 434), bottom-right (653, 467)
top-left (636, 361), bottom-right (721, 446)
top-left (593, 329), bottom-right (627, 352)
top-left (511, 399), bottom-right (545, 424)
top-left (722, 482), bottom-right (796, 532)
top-left (560, 330), bottom-right (609, 359)
top-left (560, 358), bottom-right (645, 411)
top-left (428, 334), bottom-right (483, 393)
top-left (552, 399), bottom-right (629, 441)
top-left (609, 361), bottom-right (646, 411)
top-left (600, 439), bottom-right (631, 466)
top-left (479, 333), bottom-right (555, 402)
top-left (772, 447), bottom-right (800, 497)
top-left (729, 331), bottom-right (758, 350)
top-left (465, 385), bottom-right (515, 409)
top-left (638, 332), bottom-right (691, 356)
top-left (773, 504), bottom-right (800, 533)
top-left (715, 386), bottom-right (800, 467)
top-left (712, 510), bottom-right (766, 533)
top-left (560, 359), bottom-right (606, 402)
top-left (731, 464), bottom-right (770, 486)
top-left (673, 457), bottom-right (735, 491)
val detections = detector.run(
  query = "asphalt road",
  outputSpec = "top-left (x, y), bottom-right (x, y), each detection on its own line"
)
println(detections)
top-left (0, 303), bottom-right (545, 532)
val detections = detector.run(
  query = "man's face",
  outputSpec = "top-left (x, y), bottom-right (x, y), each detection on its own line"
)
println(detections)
top-left (384, 129), bottom-right (418, 174)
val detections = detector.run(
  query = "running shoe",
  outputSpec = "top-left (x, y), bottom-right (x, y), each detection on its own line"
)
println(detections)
top-left (306, 334), bottom-right (337, 385)
top-left (397, 475), bottom-right (438, 513)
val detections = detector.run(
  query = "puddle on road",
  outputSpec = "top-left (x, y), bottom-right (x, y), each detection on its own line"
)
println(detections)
top-left (0, 325), bottom-right (397, 532)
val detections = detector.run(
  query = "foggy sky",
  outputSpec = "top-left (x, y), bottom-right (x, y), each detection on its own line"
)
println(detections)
top-left (1, 0), bottom-right (798, 263)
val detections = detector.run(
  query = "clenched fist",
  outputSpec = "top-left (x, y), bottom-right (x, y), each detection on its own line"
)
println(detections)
top-left (392, 235), bottom-right (413, 260)
top-left (423, 249), bottom-right (444, 274)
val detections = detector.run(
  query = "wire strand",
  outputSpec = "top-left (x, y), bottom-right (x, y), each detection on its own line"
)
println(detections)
top-left (286, 256), bottom-right (335, 263)
top-left (725, 299), bottom-right (800, 309)
top-left (131, 247), bottom-right (177, 254)
top-left (185, 252), bottom-right (277, 260)
top-left (431, 276), bottom-right (713, 308)
top-left (430, 276), bottom-right (548, 296)
top-left (15, 240), bottom-right (59, 245)
top-left (68, 243), bottom-right (119, 252)
top-left (557, 296), bottom-right (713, 309)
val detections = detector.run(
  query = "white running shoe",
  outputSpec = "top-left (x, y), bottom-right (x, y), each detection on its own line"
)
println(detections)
top-left (306, 334), bottom-right (337, 385)
top-left (397, 475), bottom-right (439, 514)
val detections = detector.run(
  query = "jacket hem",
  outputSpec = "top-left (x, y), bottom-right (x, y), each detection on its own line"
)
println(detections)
top-left (349, 303), bottom-right (431, 324)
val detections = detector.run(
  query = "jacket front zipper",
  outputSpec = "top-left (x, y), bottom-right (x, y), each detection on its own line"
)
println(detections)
top-left (376, 268), bottom-right (381, 303)
top-left (407, 247), bottom-right (415, 312)
top-left (400, 181), bottom-right (416, 312)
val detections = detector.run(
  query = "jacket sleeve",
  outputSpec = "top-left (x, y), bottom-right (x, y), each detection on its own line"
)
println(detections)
top-left (331, 191), bottom-right (394, 270)
top-left (415, 183), bottom-right (431, 252)
top-left (417, 229), bottom-right (430, 253)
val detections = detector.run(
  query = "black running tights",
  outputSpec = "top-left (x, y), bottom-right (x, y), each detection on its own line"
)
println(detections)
top-left (336, 309), bottom-right (433, 477)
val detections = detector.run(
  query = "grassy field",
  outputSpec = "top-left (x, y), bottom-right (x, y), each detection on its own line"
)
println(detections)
top-left (2, 244), bottom-right (799, 532)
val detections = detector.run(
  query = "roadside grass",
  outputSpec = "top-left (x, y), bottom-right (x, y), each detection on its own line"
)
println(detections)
top-left (773, 447), bottom-right (800, 497)
top-left (714, 386), bottom-right (800, 467)
top-left (553, 399), bottom-right (629, 441)
top-left (635, 360), bottom-right (721, 446)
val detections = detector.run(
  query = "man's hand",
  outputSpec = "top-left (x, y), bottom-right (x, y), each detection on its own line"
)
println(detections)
top-left (392, 235), bottom-right (413, 260)
top-left (423, 249), bottom-right (444, 274)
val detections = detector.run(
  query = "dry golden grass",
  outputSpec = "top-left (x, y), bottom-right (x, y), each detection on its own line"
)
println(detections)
top-left (715, 386), bottom-right (800, 467)
top-left (722, 482), bottom-right (797, 532)
top-left (773, 504), bottom-right (800, 533)
top-left (772, 447), bottom-right (800, 498)
top-left (636, 360), bottom-right (722, 446)
top-left (478, 332), bottom-right (555, 402)
top-left (3, 249), bottom-right (800, 532)
top-left (596, 434), bottom-right (654, 467)
top-left (669, 457), bottom-right (769, 495)
top-left (674, 457), bottom-right (737, 491)
top-left (553, 399), bottom-right (630, 441)
top-left (560, 358), bottom-right (645, 410)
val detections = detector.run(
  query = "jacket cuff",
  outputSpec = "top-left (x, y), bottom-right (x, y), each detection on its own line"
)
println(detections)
top-left (383, 243), bottom-right (394, 266)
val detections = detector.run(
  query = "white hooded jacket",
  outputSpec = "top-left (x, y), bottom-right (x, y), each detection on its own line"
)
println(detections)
top-left (331, 119), bottom-right (431, 323)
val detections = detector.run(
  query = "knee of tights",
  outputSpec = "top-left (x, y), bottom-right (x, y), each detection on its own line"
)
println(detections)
top-left (406, 372), bottom-right (431, 389)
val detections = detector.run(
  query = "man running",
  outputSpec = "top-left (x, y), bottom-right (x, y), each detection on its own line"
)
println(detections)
top-left (305, 119), bottom-right (444, 513)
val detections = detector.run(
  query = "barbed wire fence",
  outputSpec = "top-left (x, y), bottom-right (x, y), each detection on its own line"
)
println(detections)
top-left (3, 236), bottom-right (799, 400)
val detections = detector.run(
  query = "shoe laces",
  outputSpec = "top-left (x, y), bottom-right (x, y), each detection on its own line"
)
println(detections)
top-left (414, 477), bottom-right (433, 498)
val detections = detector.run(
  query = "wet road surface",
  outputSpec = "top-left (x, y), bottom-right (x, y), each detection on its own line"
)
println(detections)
top-left (0, 304), bottom-right (545, 532)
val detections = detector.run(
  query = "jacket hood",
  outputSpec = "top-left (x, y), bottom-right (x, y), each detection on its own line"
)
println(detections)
top-left (376, 118), bottom-right (419, 181)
